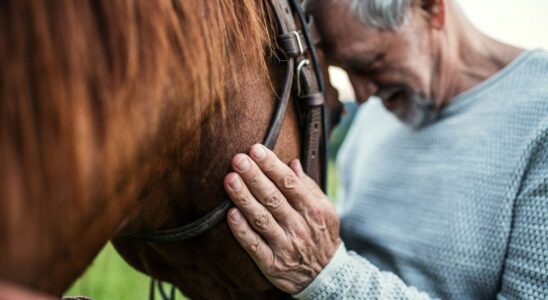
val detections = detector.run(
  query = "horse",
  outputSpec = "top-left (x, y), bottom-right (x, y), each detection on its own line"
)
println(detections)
top-left (0, 0), bottom-right (340, 299)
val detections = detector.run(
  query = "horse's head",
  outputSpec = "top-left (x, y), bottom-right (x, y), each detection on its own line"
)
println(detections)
top-left (111, 1), bottom-right (343, 298)
top-left (0, 0), bottom-right (340, 298)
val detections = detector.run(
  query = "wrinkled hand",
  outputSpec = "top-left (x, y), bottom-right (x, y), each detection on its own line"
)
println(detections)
top-left (224, 144), bottom-right (341, 294)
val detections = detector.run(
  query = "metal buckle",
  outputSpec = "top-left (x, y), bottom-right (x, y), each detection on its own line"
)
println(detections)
top-left (296, 59), bottom-right (310, 97)
top-left (290, 31), bottom-right (304, 57)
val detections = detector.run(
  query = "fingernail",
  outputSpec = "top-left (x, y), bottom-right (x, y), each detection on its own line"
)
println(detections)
top-left (251, 144), bottom-right (266, 161)
top-left (229, 176), bottom-right (242, 191)
top-left (230, 210), bottom-right (242, 223)
top-left (236, 156), bottom-right (250, 172)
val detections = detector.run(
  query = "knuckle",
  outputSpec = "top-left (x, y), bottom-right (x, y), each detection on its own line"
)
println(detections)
top-left (237, 229), bottom-right (247, 237)
top-left (306, 208), bottom-right (330, 231)
top-left (263, 190), bottom-right (284, 209)
top-left (326, 204), bottom-right (338, 217)
top-left (253, 212), bottom-right (272, 231)
top-left (282, 171), bottom-right (298, 190)
top-left (262, 155), bottom-right (277, 172)
top-left (247, 237), bottom-right (261, 254)
top-left (304, 180), bottom-right (316, 192)
top-left (308, 207), bottom-right (324, 223)
top-left (304, 176), bottom-right (320, 191)
top-left (247, 170), bottom-right (260, 184)
top-left (235, 195), bottom-right (252, 206)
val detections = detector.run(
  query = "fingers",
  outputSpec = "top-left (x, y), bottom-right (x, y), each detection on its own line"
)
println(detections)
top-left (289, 158), bottom-right (305, 178)
top-left (289, 159), bottom-right (327, 201)
top-left (227, 208), bottom-right (274, 267)
top-left (231, 153), bottom-right (305, 220)
top-left (224, 173), bottom-right (288, 247)
top-left (224, 147), bottom-right (342, 294)
top-left (246, 145), bottom-right (315, 209)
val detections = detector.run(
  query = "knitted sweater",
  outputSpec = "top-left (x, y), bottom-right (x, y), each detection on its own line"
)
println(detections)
top-left (295, 49), bottom-right (548, 299)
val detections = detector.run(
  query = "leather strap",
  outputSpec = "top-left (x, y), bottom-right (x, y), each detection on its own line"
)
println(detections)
top-left (290, 0), bottom-right (327, 190)
top-left (277, 31), bottom-right (308, 58)
top-left (296, 63), bottom-right (324, 184)
top-left (306, 17), bottom-right (322, 46)
top-left (263, 0), bottom-right (297, 149)
top-left (301, 105), bottom-right (323, 184)
top-left (292, 0), bottom-right (328, 189)
top-left (120, 201), bottom-right (231, 242)
top-left (121, 0), bottom-right (327, 244)
top-left (302, 93), bottom-right (325, 107)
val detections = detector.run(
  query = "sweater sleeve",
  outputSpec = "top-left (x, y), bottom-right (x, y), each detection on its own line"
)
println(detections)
top-left (294, 130), bottom-right (548, 300)
top-left (293, 244), bottom-right (433, 300)
top-left (497, 130), bottom-right (548, 299)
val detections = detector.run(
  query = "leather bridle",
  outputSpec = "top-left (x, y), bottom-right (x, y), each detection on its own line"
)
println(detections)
top-left (121, 1), bottom-right (328, 299)
top-left (122, 0), bottom-right (327, 245)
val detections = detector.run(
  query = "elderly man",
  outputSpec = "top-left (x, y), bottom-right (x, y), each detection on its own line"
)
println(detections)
top-left (223, 0), bottom-right (548, 299)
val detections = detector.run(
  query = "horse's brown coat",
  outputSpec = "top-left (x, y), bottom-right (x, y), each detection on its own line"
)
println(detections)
top-left (0, 0), bottom-right (337, 298)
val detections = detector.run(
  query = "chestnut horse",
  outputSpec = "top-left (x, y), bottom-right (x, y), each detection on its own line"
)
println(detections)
top-left (0, 0), bottom-right (340, 299)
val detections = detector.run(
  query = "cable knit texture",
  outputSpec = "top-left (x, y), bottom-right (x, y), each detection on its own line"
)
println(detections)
top-left (295, 49), bottom-right (548, 299)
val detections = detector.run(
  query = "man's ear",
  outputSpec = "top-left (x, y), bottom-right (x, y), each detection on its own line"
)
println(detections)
top-left (421, 0), bottom-right (446, 29)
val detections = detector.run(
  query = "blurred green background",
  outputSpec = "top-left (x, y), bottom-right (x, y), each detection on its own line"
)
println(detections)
top-left (65, 243), bottom-right (187, 300)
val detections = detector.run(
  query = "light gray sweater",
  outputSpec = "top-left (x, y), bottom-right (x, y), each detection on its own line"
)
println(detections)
top-left (295, 49), bottom-right (548, 299)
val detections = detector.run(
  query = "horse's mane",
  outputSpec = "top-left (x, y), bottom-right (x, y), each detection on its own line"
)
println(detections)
top-left (0, 0), bottom-right (272, 279)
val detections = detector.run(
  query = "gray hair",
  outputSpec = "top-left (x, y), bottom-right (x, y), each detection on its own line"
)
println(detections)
top-left (349, 0), bottom-right (413, 29)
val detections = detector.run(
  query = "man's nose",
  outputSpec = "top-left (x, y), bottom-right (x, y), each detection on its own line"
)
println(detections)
top-left (348, 74), bottom-right (378, 103)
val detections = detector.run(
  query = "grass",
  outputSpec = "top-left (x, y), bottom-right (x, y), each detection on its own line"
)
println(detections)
top-left (327, 160), bottom-right (339, 202)
top-left (64, 243), bottom-right (187, 300)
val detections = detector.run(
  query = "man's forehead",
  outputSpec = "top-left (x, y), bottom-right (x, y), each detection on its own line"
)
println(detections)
top-left (309, 0), bottom-right (381, 62)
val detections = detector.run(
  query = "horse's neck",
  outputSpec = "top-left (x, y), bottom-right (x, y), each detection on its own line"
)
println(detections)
top-left (1, 0), bottom-right (284, 294)
top-left (0, 64), bottom-right (220, 295)
top-left (112, 64), bottom-right (301, 299)
top-left (113, 63), bottom-right (301, 228)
